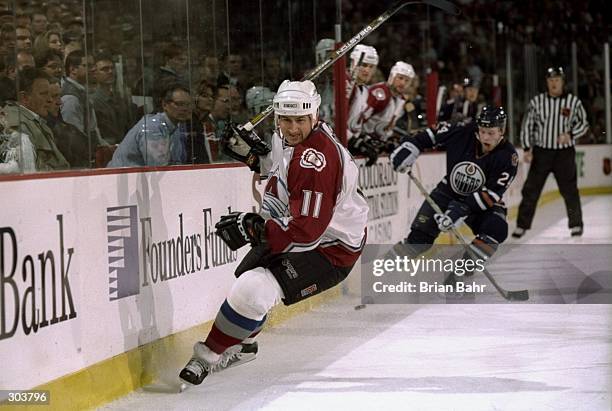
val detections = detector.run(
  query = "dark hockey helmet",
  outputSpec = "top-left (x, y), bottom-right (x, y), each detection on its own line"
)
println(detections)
top-left (462, 76), bottom-right (476, 88)
top-left (545, 66), bottom-right (565, 78)
top-left (477, 106), bottom-right (507, 132)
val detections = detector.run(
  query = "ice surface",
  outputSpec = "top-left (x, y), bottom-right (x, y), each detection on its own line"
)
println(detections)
top-left (100, 196), bottom-right (612, 411)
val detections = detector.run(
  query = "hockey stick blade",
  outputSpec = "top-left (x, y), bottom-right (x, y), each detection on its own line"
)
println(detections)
top-left (507, 289), bottom-right (529, 301)
top-left (241, 0), bottom-right (461, 131)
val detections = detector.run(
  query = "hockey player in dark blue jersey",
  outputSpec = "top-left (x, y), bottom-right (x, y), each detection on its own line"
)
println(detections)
top-left (389, 106), bottom-right (518, 277)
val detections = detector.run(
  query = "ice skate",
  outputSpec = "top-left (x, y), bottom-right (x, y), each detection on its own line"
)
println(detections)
top-left (179, 342), bottom-right (220, 386)
top-left (511, 227), bottom-right (526, 239)
top-left (220, 342), bottom-right (259, 370)
top-left (570, 226), bottom-right (583, 237)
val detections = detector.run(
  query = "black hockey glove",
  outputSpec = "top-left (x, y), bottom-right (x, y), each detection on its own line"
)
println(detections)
top-left (348, 135), bottom-right (380, 166)
top-left (389, 140), bottom-right (420, 173)
top-left (221, 123), bottom-right (271, 173)
top-left (215, 212), bottom-right (266, 251)
top-left (379, 135), bottom-right (400, 154)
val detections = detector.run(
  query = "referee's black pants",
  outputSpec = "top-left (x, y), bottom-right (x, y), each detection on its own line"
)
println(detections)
top-left (516, 146), bottom-right (583, 230)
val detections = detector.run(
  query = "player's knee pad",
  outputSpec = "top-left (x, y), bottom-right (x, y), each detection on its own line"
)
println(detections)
top-left (227, 268), bottom-right (284, 320)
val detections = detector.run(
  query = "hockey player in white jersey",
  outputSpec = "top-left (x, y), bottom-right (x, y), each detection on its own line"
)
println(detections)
top-left (346, 44), bottom-right (381, 165)
top-left (349, 61), bottom-right (415, 165)
top-left (179, 79), bottom-right (369, 386)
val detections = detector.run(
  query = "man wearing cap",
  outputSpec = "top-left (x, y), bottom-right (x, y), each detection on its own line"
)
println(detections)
top-left (512, 67), bottom-right (589, 238)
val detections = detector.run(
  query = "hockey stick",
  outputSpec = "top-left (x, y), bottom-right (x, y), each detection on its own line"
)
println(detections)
top-left (407, 171), bottom-right (530, 301)
top-left (347, 51), bottom-right (366, 104)
top-left (241, 0), bottom-right (460, 132)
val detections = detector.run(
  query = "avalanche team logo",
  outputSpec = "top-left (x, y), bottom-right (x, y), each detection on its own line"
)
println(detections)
top-left (373, 88), bottom-right (387, 101)
top-left (450, 161), bottom-right (485, 195)
top-left (300, 148), bottom-right (327, 172)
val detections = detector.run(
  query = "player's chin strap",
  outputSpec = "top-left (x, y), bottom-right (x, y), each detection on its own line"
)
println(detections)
top-left (406, 170), bottom-right (529, 302)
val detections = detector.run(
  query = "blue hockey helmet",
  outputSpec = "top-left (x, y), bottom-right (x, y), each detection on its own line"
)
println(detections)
top-left (477, 106), bottom-right (507, 132)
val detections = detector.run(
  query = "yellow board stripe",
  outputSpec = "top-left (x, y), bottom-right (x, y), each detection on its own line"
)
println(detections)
top-left (1, 288), bottom-right (340, 411)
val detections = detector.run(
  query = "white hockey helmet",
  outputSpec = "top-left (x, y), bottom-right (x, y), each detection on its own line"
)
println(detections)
top-left (273, 80), bottom-right (321, 123)
top-left (245, 86), bottom-right (275, 116)
top-left (350, 44), bottom-right (379, 68)
top-left (388, 61), bottom-right (415, 83)
top-left (316, 38), bottom-right (335, 65)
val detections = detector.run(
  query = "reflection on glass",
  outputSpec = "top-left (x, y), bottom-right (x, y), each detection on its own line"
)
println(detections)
top-left (0, 0), bottom-right (606, 175)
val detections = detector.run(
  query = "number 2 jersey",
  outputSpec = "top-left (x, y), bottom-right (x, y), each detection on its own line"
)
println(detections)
top-left (406, 121), bottom-right (519, 211)
top-left (259, 121), bottom-right (369, 267)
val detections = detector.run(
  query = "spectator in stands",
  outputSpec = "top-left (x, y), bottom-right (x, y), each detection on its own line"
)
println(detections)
top-left (228, 84), bottom-right (248, 124)
top-left (2, 52), bottom-right (34, 80)
top-left (157, 43), bottom-right (188, 85)
top-left (62, 50), bottom-right (108, 162)
top-left (92, 52), bottom-right (137, 145)
top-left (16, 50), bottom-right (35, 71)
top-left (62, 31), bottom-right (82, 59)
top-left (4, 67), bottom-right (69, 170)
top-left (0, 79), bottom-right (36, 174)
top-left (263, 54), bottom-right (285, 90)
top-left (210, 84), bottom-right (231, 137)
top-left (46, 76), bottom-right (89, 168)
top-left (208, 84), bottom-right (234, 161)
top-left (44, 1), bottom-right (62, 25)
top-left (396, 74), bottom-right (427, 134)
top-left (33, 30), bottom-right (64, 57)
top-left (0, 10), bottom-right (13, 26)
top-left (437, 77), bottom-right (480, 124)
top-left (64, 16), bottom-right (84, 37)
top-left (218, 52), bottom-right (244, 88)
top-left (31, 12), bottom-right (48, 37)
top-left (0, 23), bottom-right (16, 58)
top-left (108, 83), bottom-right (191, 167)
top-left (35, 49), bottom-right (63, 81)
top-left (15, 26), bottom-right (32, 51)
top-left (186, 80), bottom-right (215, 164)
top-left (199, 55), bottom-right (220, 87)
top-left (15, 11), bottom-right (31, 30)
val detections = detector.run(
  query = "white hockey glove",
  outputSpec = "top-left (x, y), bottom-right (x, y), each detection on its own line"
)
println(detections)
top-left (434, 200), bottom-right (470, 232)
top-left (390, 141), bottom-right (420, 173)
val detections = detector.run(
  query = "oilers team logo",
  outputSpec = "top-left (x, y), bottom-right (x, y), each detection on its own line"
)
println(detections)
top-left (450, 161), bottom-right (485, 195)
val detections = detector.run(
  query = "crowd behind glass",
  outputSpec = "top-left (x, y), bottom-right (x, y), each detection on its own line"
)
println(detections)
top-left (0, 0), bottom-right (607, 174)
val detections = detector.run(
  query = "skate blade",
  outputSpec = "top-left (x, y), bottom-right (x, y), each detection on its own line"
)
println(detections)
top-left (225, 353), bottom-right (257, 369)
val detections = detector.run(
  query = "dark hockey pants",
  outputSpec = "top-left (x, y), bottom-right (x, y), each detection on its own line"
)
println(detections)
top-left (516, 146), bottom-right (583, 230)
top-left (404, 183), bottom-right (508, 253)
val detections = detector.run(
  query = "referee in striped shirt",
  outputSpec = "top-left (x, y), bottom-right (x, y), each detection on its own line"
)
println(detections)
top-left (513, 67), bottom-right (589, 238)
